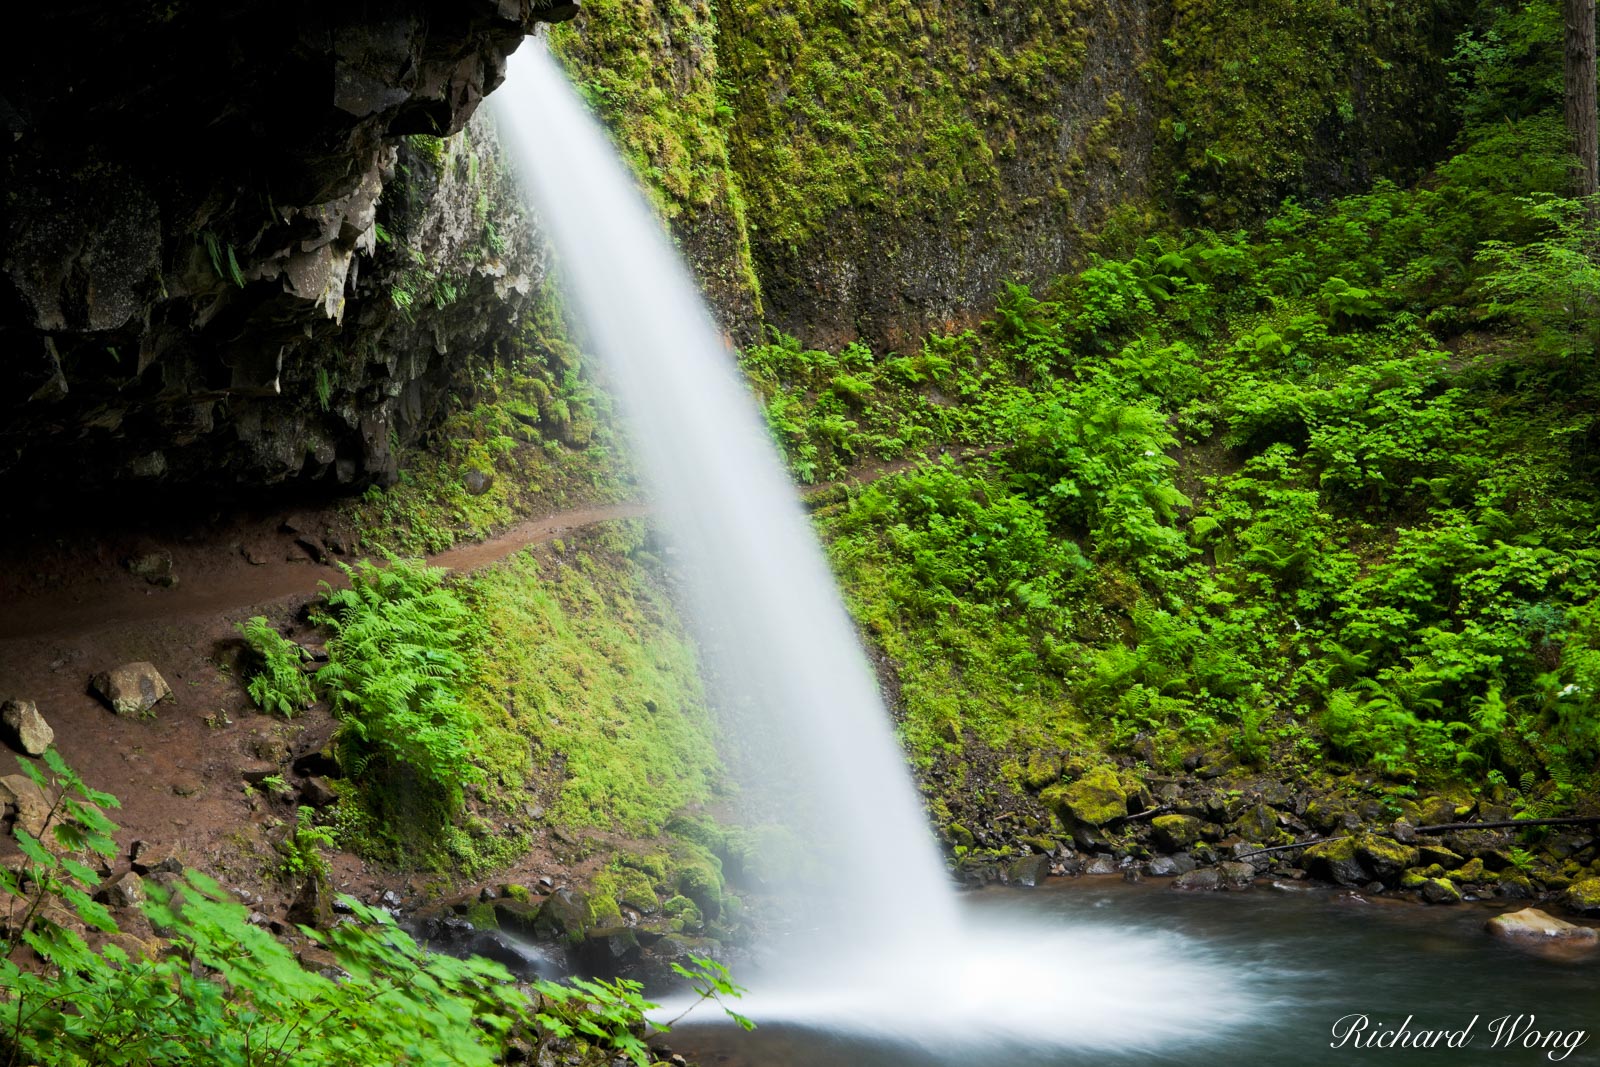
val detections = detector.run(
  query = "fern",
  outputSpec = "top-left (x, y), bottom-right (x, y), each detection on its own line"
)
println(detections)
top-left (237, 616), bottom-right (314, 718)
top-left (312, 558), bottom-right (482, 809)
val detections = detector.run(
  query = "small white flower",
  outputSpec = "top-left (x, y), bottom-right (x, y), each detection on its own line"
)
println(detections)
top-left (1560, 683), bottom-right (1581, 698)
top-left (1143, 449), bottom-right (1157, 457)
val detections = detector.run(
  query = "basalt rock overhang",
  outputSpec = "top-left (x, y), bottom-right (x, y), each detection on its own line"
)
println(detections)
top-left (0, 1), bottom-right (575, 502)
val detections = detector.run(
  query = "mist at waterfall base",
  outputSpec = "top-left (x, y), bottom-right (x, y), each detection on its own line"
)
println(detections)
top-left (491, 39), bottom-right (1272, 1055)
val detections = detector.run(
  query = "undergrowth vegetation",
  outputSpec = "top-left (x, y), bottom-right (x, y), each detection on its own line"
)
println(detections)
top-left (0, 753), bottom-right (742, 1067)
top-left (752, 3), bottom-right (1600, 815)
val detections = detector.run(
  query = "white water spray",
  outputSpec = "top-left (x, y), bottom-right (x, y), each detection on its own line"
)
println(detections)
top-left (493, 38), bottom-right (1266, 1054)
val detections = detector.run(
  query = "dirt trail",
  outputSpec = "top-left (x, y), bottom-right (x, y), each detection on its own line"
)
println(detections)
top-left (0, 502), bottom-right (651, 644)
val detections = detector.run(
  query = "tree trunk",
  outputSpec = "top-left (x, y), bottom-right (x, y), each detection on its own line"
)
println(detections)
top-left (1565, 0), bottom-right (1600, 215)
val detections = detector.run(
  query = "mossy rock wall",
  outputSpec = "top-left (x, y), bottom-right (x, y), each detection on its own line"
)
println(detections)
top-left (555, 0), bottom-right (1478, 347)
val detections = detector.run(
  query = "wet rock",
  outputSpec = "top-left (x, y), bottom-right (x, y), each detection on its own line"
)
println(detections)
top-left (1041, 766), bottom-right (1128, 828)
top-left (1151, 813), bottom-right (1203, 852)
top-left (1303, 837), bottom-right (1365, 886)
top-left (126, 550), bottom-right (177, 587)
top-left (0, 774), bottom-right (52, 836)
top-left (574, 926), bottom-right (641, 976)
top-left (1420, 878), bottom-right (1462, 905)
top-left (1561, 878), bottom-right (1600, 917)
top-left (1082, 854), bottom-right (1118, 876)
top-left (0, 699), bottom-right (53, 756)
top-left (1146, 855), bottom-right (1182, 878)
top-left (1487, 907), bottom-right (1598, 944)
top-left (1173, 868), bottom-right (1223, 891)
top-left (530, 887), bottom-right (590, 942)
top-left (1008, 854), bottom-right (1050, 888)
top-left (95, 871), bottom-right (144, 909)
top-left (1355, 835), bottom-right (1419, 882)
top-left (90, 662), bottom-right (172, 717)
top-left (1218, 861), bottom-right (1256, 888)
top-left (1497, 872), bottom-right (1536, 900)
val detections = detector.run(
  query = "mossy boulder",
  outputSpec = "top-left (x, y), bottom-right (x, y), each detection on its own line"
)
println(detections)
top-left (1233, 803), bottom-right (1280, 843)
top-left (677, 860), bottom-right (723, 922)
top-left (1303, 837), bottom-right (1365, 885)
top-left (607, 867), bottom-right (661, 915)
top-left (1450, 858), bottom-right (1488, 884)
top-left (1355, 835), bottom-right (1418, 882)
top-left (528, 888), bottom-right (590, 942)
top-left (1561, 878), bottom-right (1600, 917)
top-left (1021, 750), bottom-right (1063, 790)
top-left (1419, 843), bottom-right (1462, 868)
top-left (464, 901), bottom-right (499, 930)
top-left (1420, 877), bottom-right (1462, 905)
top-left (1151, 814), bottom-right (1204, 852)
top-left (1041, 767), bottom-right (1128, 829)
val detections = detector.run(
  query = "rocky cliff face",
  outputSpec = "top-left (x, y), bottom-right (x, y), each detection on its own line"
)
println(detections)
top-left (1, 0), bottom-right (574, 499)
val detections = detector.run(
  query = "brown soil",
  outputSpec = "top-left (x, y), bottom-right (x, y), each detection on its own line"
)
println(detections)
top-left (0, 497), bottom-right (650, 916)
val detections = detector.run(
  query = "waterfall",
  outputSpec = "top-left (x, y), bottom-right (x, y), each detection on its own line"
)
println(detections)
top-left (492, 37), bottom-right (1265, 1057)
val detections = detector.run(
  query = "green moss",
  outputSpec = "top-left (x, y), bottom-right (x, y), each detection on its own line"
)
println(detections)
top-left (716, 0), bottom-right (1096, 248)
top-left (1040, 766), bottom-right (1128, 828)
top-left (462, 541), bottom-right (722, 835)
top-left (1151, 814), bottom-right (1203, 851)
top-left (550, 0), bottom-right (763, 314)
top-left (464, 901), bottom-right (499, 930)
top-left (1155, 0), bottom-right (1471, 221)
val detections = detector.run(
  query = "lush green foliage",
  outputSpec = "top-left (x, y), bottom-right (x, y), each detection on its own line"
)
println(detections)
top-left (531, 955), bottom-right (751, 1067)
top-left (772, 64), bottom-right (1600, 808)
top-left (236, 616), bottom-right (314, 718)
top-left (313, 559), bottom-right (482, 810)
top-left (0, 755), bottom-right (739, 1067)
top-left (0, 755), bottom-right (524, 1067)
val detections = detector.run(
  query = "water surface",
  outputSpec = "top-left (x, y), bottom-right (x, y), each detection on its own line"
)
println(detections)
top-left (674, 879), bottom-right (1600, 1066)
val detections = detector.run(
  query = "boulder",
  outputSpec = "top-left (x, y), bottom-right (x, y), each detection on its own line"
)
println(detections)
top-left (1151, 814), bottom-right (1204, 852)
top-left (126, 550), bottom-right (177, 587)
top-left (463, 469), bottom-right (494, 496)
top-left (1173, 868), bottom-right (1223, 891)
top-left (90, 662), bottom-right (171, 717)
top-left (1042, 766), bottom-right (1129, 828)
top-left (1561, 878), bottom-right (1600, 917)
top-left (1008, 854), bottom-right (1050, 888)
top-left (1356, 835), bottom-right (1419, 882)
top-left (573, 926), bottom-right (641, 976)
top-left (1146, 855), bottom-right (1182, 878)
top-left (94, 872), bottom-right (144, 909)
top-left (1303, 837), bottom-right (1366, 885)
top-left (1218, 861), bottom-right (1256, 888)
top-left (0, 700), bottom-right (53, 756)
top-left (287, 875), bottom-right (334, 929)
top-left (1420, 878), bottom-right (1462, 905)
top-left (1082, 854), bottom-right (1118, 876)
top-left (531, 887), bottom-right (590, 942)
top-left (1234, 803), bottom-right (1279, 843)
top-left (299, 776), bottom-right (339, 808)
top-left (1487, 908), bottom-right (1598, 944)
top-left (0, 774), bottom-right (52, 836)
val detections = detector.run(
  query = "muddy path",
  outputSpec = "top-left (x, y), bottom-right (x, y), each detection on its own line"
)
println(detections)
top-left (0, 501), bottom-right (653, 644)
